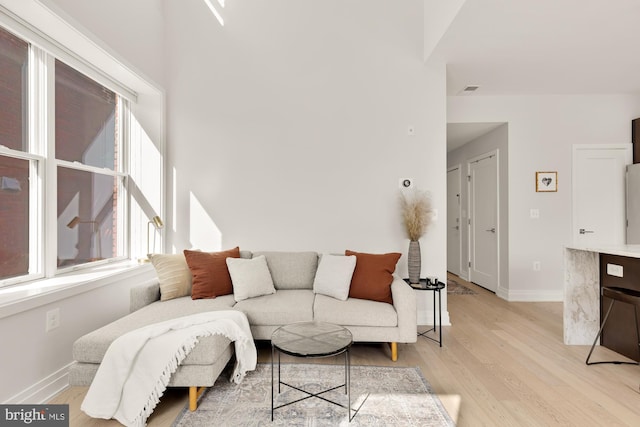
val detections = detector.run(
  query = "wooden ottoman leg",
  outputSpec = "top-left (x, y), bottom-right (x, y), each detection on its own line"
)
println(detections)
top-left (189, 386), bottom-right (206, 411)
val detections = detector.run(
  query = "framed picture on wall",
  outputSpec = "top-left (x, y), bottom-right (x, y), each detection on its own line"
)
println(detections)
top-left (536, 171), bottom-right (557, 192)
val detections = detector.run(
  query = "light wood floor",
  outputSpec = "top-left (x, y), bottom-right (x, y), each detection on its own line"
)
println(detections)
top-left (51, 274), bottom-right (640, 426)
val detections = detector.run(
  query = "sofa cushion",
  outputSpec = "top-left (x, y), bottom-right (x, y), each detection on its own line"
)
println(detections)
top-left (253, 251), bottom-right (318, 290)
top-left (345, 250), bottom-right (401, 304)
top-left (184, 247), bottom-right (240, 299)
top-left (72, 295), bottom-right (236, 364)
top-left (313, 254), bottom-right (356, 301)
top-left (70, 343), bottom-right (233, 387)
top-left (313, 294), bottom-right (397, 327)
top-left (233, 289), bottom-right (314, 325)
top-left (149, 253), bottom-right (192, 301)
top-left (226, 255), bottom-right (276, 302)
top-left (239, 250), bottom-right (253, 259)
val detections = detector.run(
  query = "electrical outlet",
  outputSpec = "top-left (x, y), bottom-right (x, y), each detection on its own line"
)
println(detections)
top-left (46, 308), bottom-right (60, 332)
top-left (533, 261), bottom-right (541, 271)
top-left (530, 209), bottom-right (540, 219)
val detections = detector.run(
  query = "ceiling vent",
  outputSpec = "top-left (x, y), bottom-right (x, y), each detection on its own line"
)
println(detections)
top-left (461, 85), bottom-right (480, 93)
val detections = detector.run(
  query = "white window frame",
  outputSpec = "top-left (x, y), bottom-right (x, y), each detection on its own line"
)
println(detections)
top-left (0, 26), bottom-right (133, 287)
top-left (0, 146), bottom-right (44, 286)
top-left (52, 82), bottom-right (129, 275)
top-left (0, 1), bottom-right (164, 299)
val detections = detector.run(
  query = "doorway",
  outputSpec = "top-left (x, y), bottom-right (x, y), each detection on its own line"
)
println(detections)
top-left (468, 151), bottom-right (499, 292)
top-left (572, 144), bottom-right (631, 246)
top-left (447, 122), bottom-right (507, 296)
top-left (447, 166), bottom-right (462, 276)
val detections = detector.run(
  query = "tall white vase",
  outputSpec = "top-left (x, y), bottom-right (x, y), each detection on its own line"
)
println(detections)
top-left (408, 240), bottom-right (421, 284)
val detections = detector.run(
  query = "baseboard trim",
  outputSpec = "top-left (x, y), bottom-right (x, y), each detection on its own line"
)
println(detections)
top-left (502, 289), bottom-right (563, 302)
top-left (5, 362), bottom-right (72, 404)
top-left (496, 286), bottom-right (509, 300)
top-left (417, 309), bottom-right (451, 326)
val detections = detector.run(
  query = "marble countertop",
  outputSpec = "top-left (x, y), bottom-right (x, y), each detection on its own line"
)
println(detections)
top-left (565, 244), bottom-right (640, 259)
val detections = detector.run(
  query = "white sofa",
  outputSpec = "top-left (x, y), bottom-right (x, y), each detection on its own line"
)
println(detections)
top-left (69, 250), bottom-right (417, 410)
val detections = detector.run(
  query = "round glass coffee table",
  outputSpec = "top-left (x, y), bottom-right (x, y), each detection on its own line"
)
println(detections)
top-left (271, 321), bottom-right (354, 421)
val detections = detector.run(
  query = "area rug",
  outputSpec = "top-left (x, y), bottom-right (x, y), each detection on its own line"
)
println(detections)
top-left (172, 363), bottom-right (455, 426)
top-left (447, 278), bottom-right (477, 295)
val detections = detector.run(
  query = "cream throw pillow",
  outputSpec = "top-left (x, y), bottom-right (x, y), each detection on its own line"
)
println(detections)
top-left (149, 253), bottom-right (192, 301)
top-left (313, 254), bottom-right (357, 301)
top-left (226, 255), bottom-right (276, 302)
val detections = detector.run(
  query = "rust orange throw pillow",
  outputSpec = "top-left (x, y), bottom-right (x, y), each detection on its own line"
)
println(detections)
top-left (184, 247), bottom-right (240, 299)
top-left (345, 250), bottom-right (401, 304)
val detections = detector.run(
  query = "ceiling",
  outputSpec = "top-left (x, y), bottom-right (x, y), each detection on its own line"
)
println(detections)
top-left (438, 0), bottom-right (640, 149)
top-left (447, 122), bottom-right (504, 152)
top-left (433, 0), bottom-right (640, 97)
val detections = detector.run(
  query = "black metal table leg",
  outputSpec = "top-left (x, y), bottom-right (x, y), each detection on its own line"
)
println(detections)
top-left (270, 322), bottom-right (359, 422)
top-left (438, 286), bottom-right (442, 347)
top-left (405, 279), bottom-right (444, 346)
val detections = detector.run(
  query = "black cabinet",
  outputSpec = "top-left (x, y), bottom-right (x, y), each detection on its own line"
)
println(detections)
top-left (599, 254), bottom-right (640, 361)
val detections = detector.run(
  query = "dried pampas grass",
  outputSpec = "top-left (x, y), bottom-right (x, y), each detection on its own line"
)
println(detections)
top-left (400, 189), bottom-right (433, 241)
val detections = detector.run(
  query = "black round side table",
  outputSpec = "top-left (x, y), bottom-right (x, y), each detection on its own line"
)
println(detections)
top-left (404, 278), bottom-right (444, 347)
top-left (270, 321), bottom-right (355, 421)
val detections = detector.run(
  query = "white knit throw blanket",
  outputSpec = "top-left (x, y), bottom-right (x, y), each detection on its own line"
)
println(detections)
top-left (81, 310), bottom-right (257, 427)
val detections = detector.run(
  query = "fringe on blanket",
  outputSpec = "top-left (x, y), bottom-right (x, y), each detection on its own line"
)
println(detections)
top-left (230, 338), bottom-right (250, 384)
top-left (82, 312), bottom-right (256, 427)
top-left (131, 335), bottom-right (201, 427)
top-left (130, 332), bottom-right (253, 427)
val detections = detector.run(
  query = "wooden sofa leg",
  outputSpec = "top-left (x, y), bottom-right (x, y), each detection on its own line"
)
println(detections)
top-left (390, 342), bottom-right (398, 362)
top-left (189, 386), bottom-right (206, 411)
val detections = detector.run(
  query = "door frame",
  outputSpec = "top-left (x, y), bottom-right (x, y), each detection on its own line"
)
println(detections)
top-left (571, 143), bottom-right (632, 245)
top-left (467, 149), bottom-right (500, 292)
top-left (447, 164), bottom-right (462, 276)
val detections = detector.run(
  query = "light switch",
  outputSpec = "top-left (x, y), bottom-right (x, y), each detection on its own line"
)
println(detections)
top-left (530, 209), bottom-right (540, 219)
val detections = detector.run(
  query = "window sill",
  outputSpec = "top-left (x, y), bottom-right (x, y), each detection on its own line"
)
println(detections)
top-left (0, 260), bottom-right (155, 320)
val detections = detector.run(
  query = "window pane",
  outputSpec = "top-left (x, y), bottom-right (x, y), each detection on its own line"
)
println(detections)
top-left (0, 155), bottom-right (29, 280)
top-left (57, 167), bottom-right (120, 267)
top-left (55, 60), bottom-right (117, 169)
top-left (0, 27), bottom-right (28, 152)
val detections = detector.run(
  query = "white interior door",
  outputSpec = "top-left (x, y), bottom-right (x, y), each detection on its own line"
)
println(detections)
top-left (447, 166), bottom-right (461, 275)
top-left (573, 145), bottom-right (631, 246)
top-left (469, 152), bottom-right (498, 292)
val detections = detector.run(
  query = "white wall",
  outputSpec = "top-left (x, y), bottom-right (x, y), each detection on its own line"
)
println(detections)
top-left (449, 94), bottom-right (640, 300)
top-left (164, 0), bottom-right (449, 323)
top-left (0, 268), bottom-right (155, 403)
top-left (423, 0), bottom-right (467, 61)
top-left (447, 124), bottom-right (508, 295)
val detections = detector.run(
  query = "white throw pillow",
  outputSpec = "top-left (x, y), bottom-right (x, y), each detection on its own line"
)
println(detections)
top-left (226, 255), bottom-right (276, 302)
top-left (313, 254), bottom-right (357, 301)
